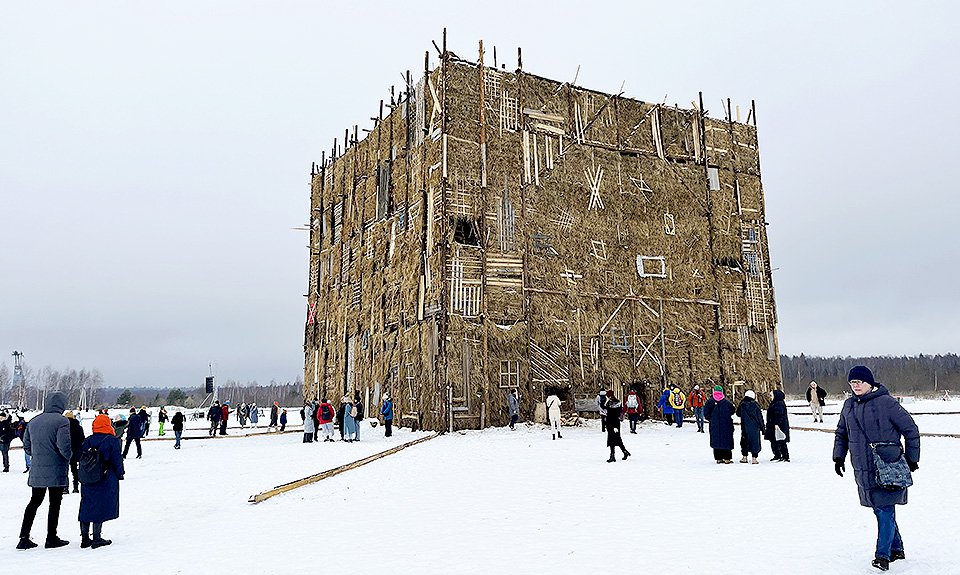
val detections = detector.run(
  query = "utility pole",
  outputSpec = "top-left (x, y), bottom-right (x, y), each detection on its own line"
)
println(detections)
top-left (12, 351), bottom-right (26, 410)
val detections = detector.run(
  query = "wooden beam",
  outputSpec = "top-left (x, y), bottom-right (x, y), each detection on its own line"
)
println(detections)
top-left (248, 433), bottom-right (441, 503)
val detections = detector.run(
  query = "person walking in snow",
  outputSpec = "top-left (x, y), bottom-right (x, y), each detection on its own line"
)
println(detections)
top-left (596, 388), bottom-right (608, 432)
top-left (78, 414), bottom-right (124, 549)
top-left (624, 386), bottom-right (642, 433)
top-left (668, 385), bottom-right (686, 427)
top-left (64, 411), bottom-right (85, 493)
top-left (157, 406), bottom-right (168, 436)
top-left (111, 414), bottom-right (128, 444)
top-left (834, 366), bottom-right (920, 571)
top-left (138, 407), bottom-right (150, 437)
top-left (807, 381), bottom-right (827, 423)
top-left (122, 408), bottom-right (143, 459)
top-left (704, 384), bottom-right (735, 464)
top-left (353, 392), bottom-right (364, 441)
top-left (219, 402), bottom-right (230, 435)
top-left (336, 399), bottom-right (346, 440)
top-left (249, 402), bottom-right (259, 427)
top-left (319, 398), bottom-right (336, 441)
top-left (301, 403), bottom-right (315, 443)
top-left (0, 411), bottom-right (15, 472)
top-left (15, 415), bottom-right (30, 472)
top-left (379, 394), bottom-right (393, 438)
top-left (280, 409), bottom-right (288, 432)
top-left (765, 390), bottom-right (791, 462)
top-left (546, 391), bottom-right (562, 440)
top-left (507, 389), bottom-right (520, 430)
top-left (689, 384), bottom-right (707, 433)
top-left (736, 390), bottom-right (765, 464)
top-left (171, 410), bottom-right (185, 449)
top-left (207, 401), bottom-right (221, 437)
top-left (656, 386), bottom-right (675, 426)
top-left (237, 403), bottom-right (248, 428)
top-left (269, 402), bottom-right (279, 431)
top-left (604, 390), bottom-right (630, 462)
top-left (17, 391), bottom-right (72, 549)
top-left (341, 396), bottom-right (357, 442)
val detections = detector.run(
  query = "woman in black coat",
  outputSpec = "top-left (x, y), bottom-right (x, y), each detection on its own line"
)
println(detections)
top-left (833, 366), bottom-right (920, 571)
top-left (603, 390), bottom-right (631, 463)
top-left (79, 414), bottom-right (125, 548)
top-left (735, 391), bottom-right (765, 463)
top-left (765, 389), bottom-right (791, 462)
top-left (704, 385), bottom-right (735, 463)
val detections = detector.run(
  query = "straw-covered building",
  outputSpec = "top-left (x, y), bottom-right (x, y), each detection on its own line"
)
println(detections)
top-left (303, 37), bottom-right (782, 431)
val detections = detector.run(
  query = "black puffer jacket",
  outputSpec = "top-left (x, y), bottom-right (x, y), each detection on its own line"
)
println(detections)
top-left (764, 390), bottom-right (790, 442)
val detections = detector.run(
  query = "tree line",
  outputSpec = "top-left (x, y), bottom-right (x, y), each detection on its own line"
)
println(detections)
top-left (0, 362), bottom-right (302, 411)
top-left (779, 354), bottom-right (960, 396)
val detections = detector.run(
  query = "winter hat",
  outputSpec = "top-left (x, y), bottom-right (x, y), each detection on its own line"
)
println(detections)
top-left (744, 390), bottom-right (756, 400)
top-left (693, 385), bottom-right (700, 390)
top-left (93, 414), bottom-right (115, 436)
top-left (713, 385), bottom-right (723, 393)
top-left (847, 366), bottom-right (876, 386)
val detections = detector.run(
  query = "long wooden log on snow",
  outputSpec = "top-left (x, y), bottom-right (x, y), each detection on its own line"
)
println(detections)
top-left (247, 432), bottom-right (441, 504)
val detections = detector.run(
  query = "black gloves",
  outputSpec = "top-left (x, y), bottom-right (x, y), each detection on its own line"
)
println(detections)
top-left (907, 460), bottom-right (919, 472)
top-left (834, 458), bottom-right (845, 477)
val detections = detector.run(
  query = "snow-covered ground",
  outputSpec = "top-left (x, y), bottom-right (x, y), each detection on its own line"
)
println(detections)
top-left (2, 413), bottom-right (958, 574)
top-left (788, 398), bottom-right (960, 435)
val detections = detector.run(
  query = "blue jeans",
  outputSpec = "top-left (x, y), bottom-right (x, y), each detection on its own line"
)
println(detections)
top-left (673, 411), bottom-right (684, 427)
top-left (873, 505), bottom-right (904, 560)
top-left (174, 430), bottom-right (183, 448)
top-left (693, 407), bottom-right (705, 430)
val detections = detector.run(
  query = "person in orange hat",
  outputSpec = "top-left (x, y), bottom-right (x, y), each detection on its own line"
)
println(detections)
top-left (269, 402), bottom-right (279, 431)
top-left (78, 414), bottom-right (124, 549)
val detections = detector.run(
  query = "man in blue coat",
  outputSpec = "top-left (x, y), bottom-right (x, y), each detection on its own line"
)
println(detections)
top-left (380, 393), bottom-right (394, 437)
top-left (17, 391), bottom-right (72, 549)
top-left (121, 408), bottom-right (143, 459)
top-left (834, 366), bottom-right (920, 571)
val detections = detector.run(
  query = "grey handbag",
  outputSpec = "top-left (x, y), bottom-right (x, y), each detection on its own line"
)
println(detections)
top-left (869, 442), bottom-right (913, 490)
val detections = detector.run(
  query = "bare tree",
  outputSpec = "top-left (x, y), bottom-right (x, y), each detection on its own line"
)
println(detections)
top-left (0, 363), bottom-right (10, 405)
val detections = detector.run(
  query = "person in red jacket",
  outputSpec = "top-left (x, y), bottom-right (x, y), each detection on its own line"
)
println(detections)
top-left (688, 384), bottom-right (707, 433)
top-left (624, 387), bottom-right (643, 434)
top-left (219, 402), bottom-right (230, 435)
top-left (317, 398), bottom-right (336, 442)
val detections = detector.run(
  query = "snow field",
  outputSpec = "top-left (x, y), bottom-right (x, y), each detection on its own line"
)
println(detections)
top-left (1, 417), bottom-right (958, 574)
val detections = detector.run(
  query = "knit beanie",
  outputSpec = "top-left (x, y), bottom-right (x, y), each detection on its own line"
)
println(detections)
top-left (92, 414), bottom-right (116, 436)
top-left (744, 390), bottom-right (756, 400)
top-left (847, 365), bottom-right (876, 385)
top-left (713, 385), bottom-right (723, 393)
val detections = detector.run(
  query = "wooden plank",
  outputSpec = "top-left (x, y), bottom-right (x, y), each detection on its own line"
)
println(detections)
top-left (248, 433), bottom-right (441, 504)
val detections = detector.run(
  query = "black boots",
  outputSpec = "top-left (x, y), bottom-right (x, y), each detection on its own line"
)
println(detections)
top-left (90, 538), bottom-right (112, 549)
top-left (81, 534), bottom-right (91, 549)
top-left (44, 536), bottom-right (69, 549)
top-left (16, 537), bottom-right (37, 549)
top-left (606, 456), bottom-right (616, 463)
top-left (622, 450), bottom-right (630, 460)
top-left (872, 557), bottom-right (889, 571)
top-left (890, 550), bottom-right (905, 562)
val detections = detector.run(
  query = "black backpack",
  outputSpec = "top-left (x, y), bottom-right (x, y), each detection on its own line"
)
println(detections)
top-left (78, 445), bottom-right (104, 484)
top-left (321, 404), bottom-right (333, 421)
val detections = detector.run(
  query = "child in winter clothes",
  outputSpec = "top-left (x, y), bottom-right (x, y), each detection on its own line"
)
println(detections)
top-left (79, 414), bottom-right (124, 549)
top-left (280, 410), bottom-right (287, 432)
top-left (736, 390), bottom-right (765, 464)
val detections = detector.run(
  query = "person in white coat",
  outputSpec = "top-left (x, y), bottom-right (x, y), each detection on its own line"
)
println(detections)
top-left (546, 393), bottom-right (562, 440)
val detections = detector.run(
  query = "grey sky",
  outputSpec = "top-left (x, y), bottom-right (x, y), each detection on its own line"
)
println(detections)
top-left (2, 2), bottom-right (957, 388)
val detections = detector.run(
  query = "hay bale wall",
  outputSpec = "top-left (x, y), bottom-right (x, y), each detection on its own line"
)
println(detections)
top-left (304, 47), bottom-right (782, 431)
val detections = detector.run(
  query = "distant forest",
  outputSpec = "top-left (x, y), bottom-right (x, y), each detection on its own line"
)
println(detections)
top-left (779, 354), bottom-right (960, 396)
top-left (95, 379), bottom-right (304, 409)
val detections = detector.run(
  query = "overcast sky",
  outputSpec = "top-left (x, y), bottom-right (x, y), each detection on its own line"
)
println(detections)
top-left (2, 1), bottom-right (957, 389)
